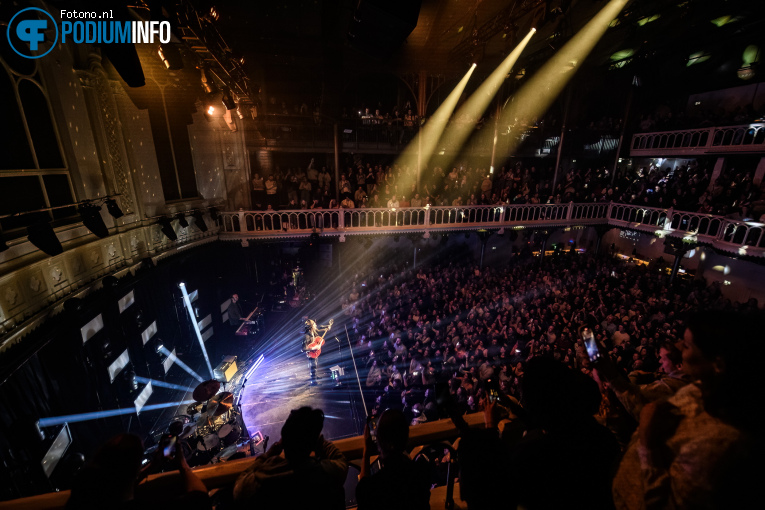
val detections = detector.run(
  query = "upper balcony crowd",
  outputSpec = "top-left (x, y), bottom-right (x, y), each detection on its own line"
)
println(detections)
top-left (249, 157), bottom-right (764, 221)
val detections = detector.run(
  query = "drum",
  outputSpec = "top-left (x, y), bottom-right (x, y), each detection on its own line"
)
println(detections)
top-left (215, 444), bottom-right (239, 461)
top-left (186, 402), bottom-right (204, 417)
top-left (179, 423), bottom-right (197, 440)
top-left (198, 433), bottom-right (220, 451)
top-left (218, 423), bottom-right (241, 446)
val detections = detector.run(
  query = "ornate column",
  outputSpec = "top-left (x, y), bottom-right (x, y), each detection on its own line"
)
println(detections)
top-left (76, 53), bottom-right (139, 220)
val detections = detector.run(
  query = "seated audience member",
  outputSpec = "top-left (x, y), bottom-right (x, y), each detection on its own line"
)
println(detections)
top-left (612, 312), bottom-right (765, 509)
top-left (600, 339), bottom-right (691, 420)
top-left (233, 407), bottom-right (348, 510)
top-left (508, 358), bottom-right (620, 510)
top-left (66, 434), bottom-right (209, 510)
top-left (356, 409), bottom-right (430, 510)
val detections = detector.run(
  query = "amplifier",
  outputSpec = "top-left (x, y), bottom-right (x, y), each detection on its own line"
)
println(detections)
top-left (214, 356), bottom-right (238, 383)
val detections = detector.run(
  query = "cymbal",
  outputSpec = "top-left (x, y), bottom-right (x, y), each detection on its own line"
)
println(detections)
top-left (195, 412), bottom-right (212, 428)
top-left (179, 423), bottom-right (197, 439)
top-left (193, 380), bottom-right (221, 402)
top-left (207, 392), bottom-right (234, 417)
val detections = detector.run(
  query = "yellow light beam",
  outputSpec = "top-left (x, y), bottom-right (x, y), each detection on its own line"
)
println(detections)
top-left (394, 63), bottom-right (477, 185)
top-left (436, 28), bottom-right (536, 171)
top-left (487, 0), bottom-right (629, 160)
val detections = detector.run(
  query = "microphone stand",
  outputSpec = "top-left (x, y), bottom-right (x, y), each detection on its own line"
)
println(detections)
top-left (344, 325), bottom-right (368, 418)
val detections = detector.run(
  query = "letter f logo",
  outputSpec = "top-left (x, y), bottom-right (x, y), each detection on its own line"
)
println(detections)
top-left (17, 19), bottom-right (47, 51)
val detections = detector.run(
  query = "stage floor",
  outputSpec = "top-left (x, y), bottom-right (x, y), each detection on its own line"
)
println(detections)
top-left (237, 313), bottom-right (368, 448)
top-left (239, 352), bottom-right (367, 446)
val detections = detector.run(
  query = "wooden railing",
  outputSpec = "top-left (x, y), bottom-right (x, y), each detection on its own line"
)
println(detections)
top-left (0, 414), bottom-right (485, 510)
top-left (630, 123), bottom-right (765, 156)
top-left (218, 202), bottom-right (765, 258)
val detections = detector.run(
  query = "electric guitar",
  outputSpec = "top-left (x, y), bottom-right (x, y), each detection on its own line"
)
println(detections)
top-left (305, 319), bottom-right (333, 359)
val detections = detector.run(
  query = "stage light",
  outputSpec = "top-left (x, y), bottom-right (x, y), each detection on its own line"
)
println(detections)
top-left (79, 203), bottom-right (109, 238)
top-left (27, 220), bottom-right (63, 256)
top-left (105, 198), bottom-right (124, 219)
top-left (200, 67), bottom-right (217, 94)
top-left (157, 43), bottom-right (183, 70)
top-left (236, 104), bottom-right (246, 119)
top-left (483, 0), bottom-right (629, 158)
top-left (222, 93), bottom-right (236, 110)
top-left (192, 209), bottom-right (208, 232)
top-left (394, 62), bottom-right (477, 182)
top-left (176, 213), bottom-right (189, 228)
top-left (207, 105), bottom-right (215, 115)
top-left (435, 27), bottom-right (536, 171)
top-left (157, 216), bottom-right (177, 241)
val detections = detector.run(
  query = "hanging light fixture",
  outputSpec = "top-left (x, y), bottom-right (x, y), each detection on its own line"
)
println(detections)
top-left (105, 198), bottom-right (124, 219)
top-left (79, 203), bottom-right (109, 238)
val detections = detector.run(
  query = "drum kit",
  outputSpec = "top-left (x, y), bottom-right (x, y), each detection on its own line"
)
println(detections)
top-left (169, 379), bottom-right (247, 466)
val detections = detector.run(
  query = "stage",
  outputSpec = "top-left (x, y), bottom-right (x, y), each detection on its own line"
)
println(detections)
top-left (237, 325), bottom-right (368, 449)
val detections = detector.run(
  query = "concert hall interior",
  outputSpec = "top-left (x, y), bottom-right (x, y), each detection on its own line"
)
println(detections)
top-left (1, 0), bottom-right (765, 508)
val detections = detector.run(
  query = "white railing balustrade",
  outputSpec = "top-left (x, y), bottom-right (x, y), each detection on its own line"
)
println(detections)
top-left (219, 202), bottom-right (765, 258)
top-left (220, 203), bottom-right (604, 237)
top-left (631, 123), bottom-right (765, 155)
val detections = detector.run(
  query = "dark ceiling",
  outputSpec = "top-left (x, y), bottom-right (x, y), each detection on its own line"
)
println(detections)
top-left (204, 0), bottom-right (764, 83)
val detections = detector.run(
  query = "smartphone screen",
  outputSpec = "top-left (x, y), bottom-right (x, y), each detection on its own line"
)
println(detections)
top-left (582, 328), bottom-right (601, 362)
top-left (163, 436), bottom-right (177, 458)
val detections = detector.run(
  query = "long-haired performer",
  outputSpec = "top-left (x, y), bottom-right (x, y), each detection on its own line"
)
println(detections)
top-left (302, 317), bottom-right (333, 386)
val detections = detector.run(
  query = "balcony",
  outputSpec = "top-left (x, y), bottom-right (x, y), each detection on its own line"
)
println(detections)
top-left (630, 123), bottom-right (765, 157)
top-left (218, 203), bottom-right (765, 259)
top-left (2, 413), bottom-right (485, 510)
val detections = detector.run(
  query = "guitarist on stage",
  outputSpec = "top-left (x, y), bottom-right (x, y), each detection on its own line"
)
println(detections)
top-left (302, 317), bottom-right (332, 386)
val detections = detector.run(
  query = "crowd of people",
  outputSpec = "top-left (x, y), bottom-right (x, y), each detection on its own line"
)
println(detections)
top-left (68, 250), bottom-right (763, 509)
top-left (250, 156), bottom-right (764, 220)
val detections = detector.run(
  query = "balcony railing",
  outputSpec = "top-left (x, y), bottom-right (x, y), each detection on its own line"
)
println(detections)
top-left (630, 123), bottom-right (765, 156)
top-left (219, 202), bottom-right (765, 258)
top-left (2, 414), bottom-right (485, 510)
top-left (220, 203), bottom-right (608, 237)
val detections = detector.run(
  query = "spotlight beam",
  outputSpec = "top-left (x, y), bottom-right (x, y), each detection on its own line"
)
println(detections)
top-left (490, 0), bottom-right (629, 159)
top-left (134, 376), bottom-right (197, 393)
top-left (178, 282), bottom-right (214, 379)
top-left (158, 346), bottom-right (205, 383)
top-left (37, 399), bottom-right (197, 428)
top-left (394, 63), bottom-right (477, 186)
top-left (436, 28), bottom-right (536, 171)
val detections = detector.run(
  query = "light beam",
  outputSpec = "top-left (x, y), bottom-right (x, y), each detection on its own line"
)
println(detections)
top-left (134, 376), bottom-right (197, 393)
top-left (178, 282), bottom-right (214, 379)
top-left (38, 399), bottom-right (197, 428)
top-left (436, 28), bottom-right (536, 170)
top-left (394, 63), bottom-right (477, 187)
top-left (158, 345), bottom-right (205, 383)
top-left (489, 0), bottom-right (629, 160)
